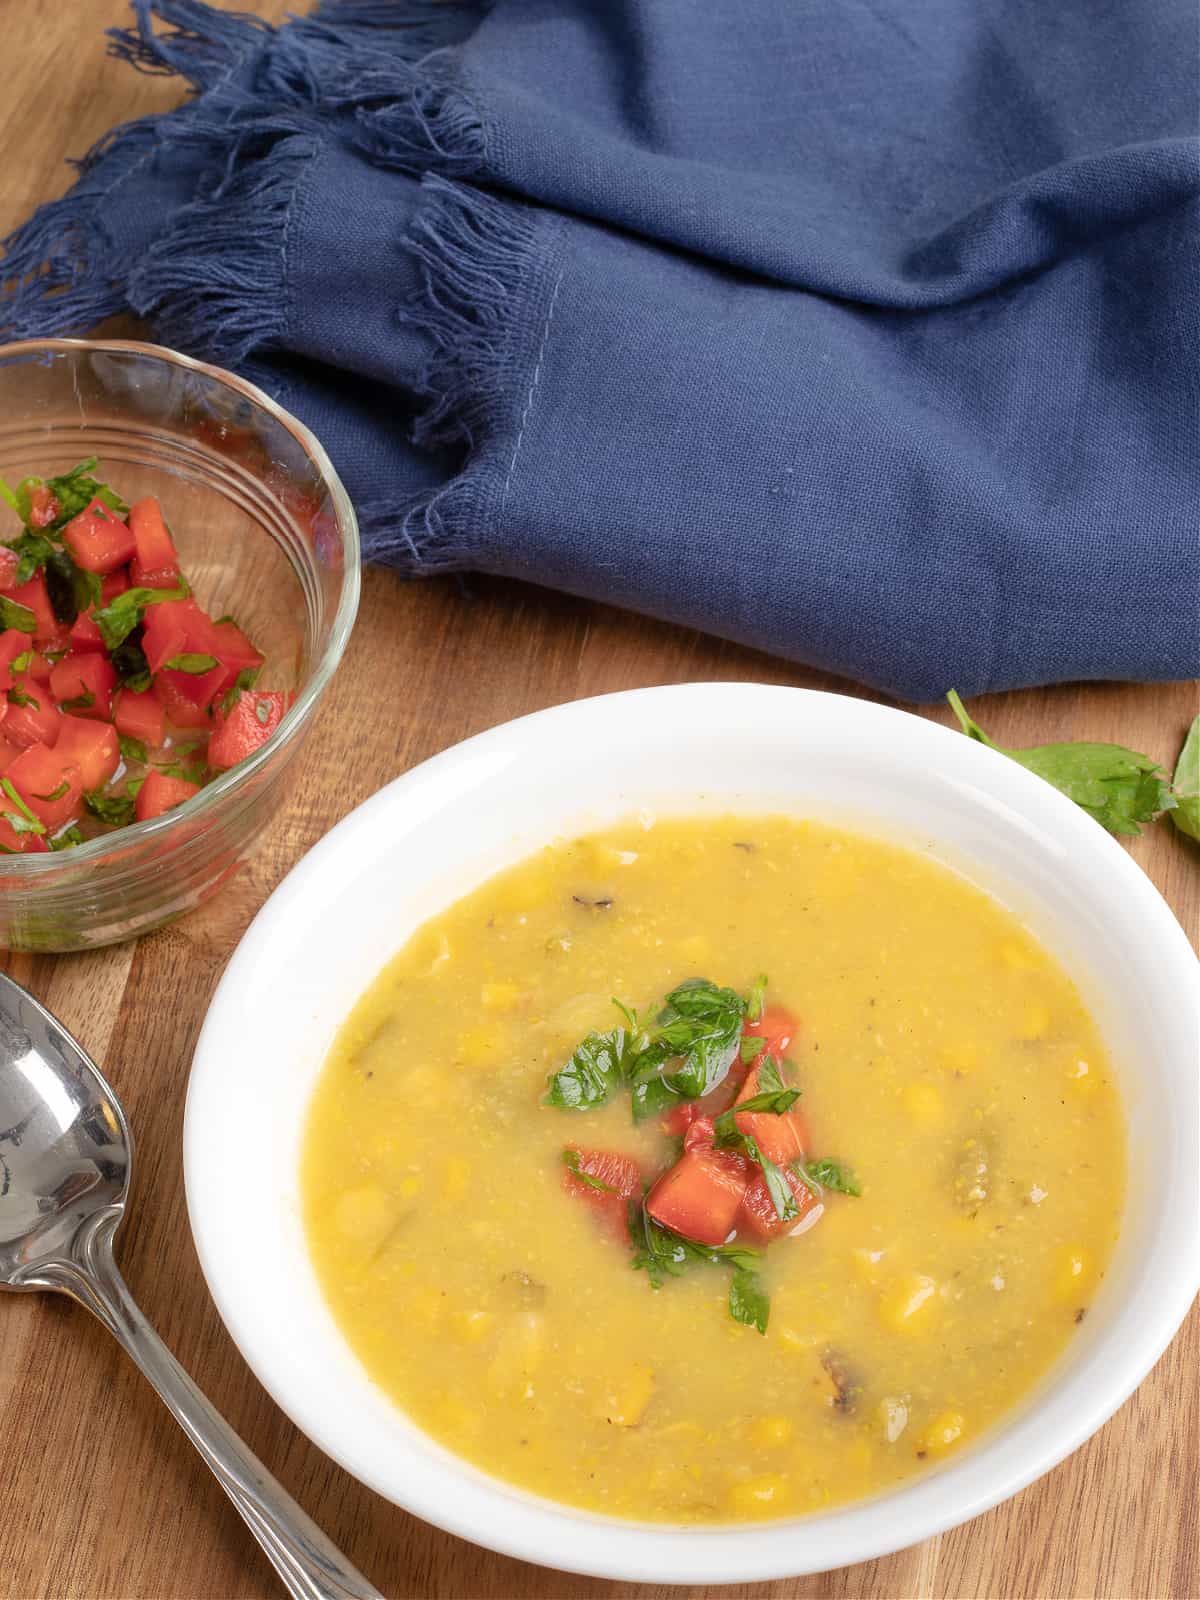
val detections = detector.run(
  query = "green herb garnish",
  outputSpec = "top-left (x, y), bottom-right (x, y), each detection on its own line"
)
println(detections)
top-left (60, 690), bottom-right (95, 713)
top-left (946, 690), bottom-right (1176, 837)
top-left (0, 778), bottom-right (45, 835)
top-left (50, 824), bottom-right (85, 851)
top-left (1171, 716), bottom-right (1200, 843)
top-left (84, 788), bottom-right (139, 827)
top-left (4, 531), bottom-right (55, 585)
top-left (32, 779), bottom-right (70, 803)
top-left (560, 1149), bottom-right (619, 1193)
top-left (7, 687), bottom-right (39, 709)
top-left (221, 666), bottom-right (260, 715)
top-left (43, 458), bottom-right (127, 526)
top-left (745, 972), bottom-right (768, 1023)
top-left (110, 633), bottom-right (152, 693)
top-left (0, 596), bottom-right (37, 634)
top-left (164, 653), bottom-right (218, 674)
top-left (728, 1266), bottom-right (770, 1335)
top-left (629, 1202), bottom-right (768, 1333)
top-left (739, 1034), bottom-right (766, 1064)
top-left (118, 735), bottom-right (147, 765)
top-left (543, 1024), bottom-right (645, 1110)
top-left (92, 579), bottom-right (189, 651)
top-left (792, 1157), bottom-right (862, 1198)
top-left (43, 548), bottom-right (101, 626)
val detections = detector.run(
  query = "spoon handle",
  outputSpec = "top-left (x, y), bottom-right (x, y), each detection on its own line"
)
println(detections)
top-left (49, 1212), bottom-right (382, 1600)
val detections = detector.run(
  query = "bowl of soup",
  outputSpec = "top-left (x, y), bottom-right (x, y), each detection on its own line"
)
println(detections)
top-left (185, 683), bottom-right (1198, 1582)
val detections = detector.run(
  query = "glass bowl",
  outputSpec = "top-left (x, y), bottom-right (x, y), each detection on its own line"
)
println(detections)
top-left (0, 338), bottom-right (360, 951)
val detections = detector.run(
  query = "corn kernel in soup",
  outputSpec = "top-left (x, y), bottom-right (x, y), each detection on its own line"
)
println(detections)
top-left (302, 816), bottom-right (1124, 1523)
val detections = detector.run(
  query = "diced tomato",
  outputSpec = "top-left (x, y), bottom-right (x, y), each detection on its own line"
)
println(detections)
top-left (733, 1063), bottom-right (809, 1167)
top-left (129, 562), bottom-right (185, 590)
top-left (157, 658), bottom-right (236, 713)
top-left (207, 689), bottom-right (290, 770)
top-left (113, 687), bottom-right (166, 749)
top-left (4, 694), bottom-right (63, 750)
top-left (68, 610), bottom-right (105, 653)
top-left (49, 653), bottom-right (116, 721)
top-left (5, 743), bottom-right (82, 831)
top-left (562, 1147), bottom-right (640, 1242)
top-left (0, 629), bottom-right (34, 692)
top-left (0, 814), bottom-right (42, 854)
top-left (22, 651), bottom-right (51, 684)
top-left (152, 673), bottom-right (213, 731)
top-left (210, 618), bottom-right (263, 676)
top-left (27, 485), bottom-right (59, 528)
top-left (742, 1006), bottom-right (796, 1061)
top-left (141, 597), bottom-right (208, 673)
top-left (683, 1114), bottom-right (716, 1152)
top-left (62, 497), bottom-right (136, 574)
top-left (5, 575), bottom-right (60, 647)
top-left (55, 718), bottom-right (119, 791)
top-left (645, 1147), bottom-right (751, 1246)
top-left (100, 571), bottom-right (129, 604)
top-left (738, 1167), bottom-right (821, 1244)
top-left (142, 607), bottom-right (189, 674)
top-left (129, 497), bottom-right (179, 575)
top-left (0, 734), bottom-right (22, 774)
top-left (0, 548), bottom-right (19, 591)
top-left (134, 769), bottom-right (199, 822)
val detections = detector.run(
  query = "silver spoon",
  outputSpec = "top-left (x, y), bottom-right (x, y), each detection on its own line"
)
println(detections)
top-left (0, 971), bottom-right (382, 1600)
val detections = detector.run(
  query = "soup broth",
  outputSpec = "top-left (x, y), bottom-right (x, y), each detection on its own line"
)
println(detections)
top-left (302, 816), bottom-right (1123, 1522)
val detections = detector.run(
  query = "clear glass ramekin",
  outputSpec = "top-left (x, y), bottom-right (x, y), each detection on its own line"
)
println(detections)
top-left (0, 339), bottom-right (360, 951)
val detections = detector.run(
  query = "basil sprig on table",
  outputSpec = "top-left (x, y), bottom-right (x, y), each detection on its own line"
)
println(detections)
top-left (948, 692), bottom-right (1199, 842)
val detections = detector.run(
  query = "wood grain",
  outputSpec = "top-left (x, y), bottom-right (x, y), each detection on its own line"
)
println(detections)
top-left (1, 5), bottom-right (1196, 1597)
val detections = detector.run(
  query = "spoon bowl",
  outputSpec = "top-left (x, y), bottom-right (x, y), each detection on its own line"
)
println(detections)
top-left (0, 979), bottom-right (130, 1286)
top-left (0, 971), bottom-right (379, 1600)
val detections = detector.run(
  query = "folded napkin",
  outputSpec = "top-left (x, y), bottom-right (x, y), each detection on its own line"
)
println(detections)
top-left (4, 0), bottom-right (1197, 700)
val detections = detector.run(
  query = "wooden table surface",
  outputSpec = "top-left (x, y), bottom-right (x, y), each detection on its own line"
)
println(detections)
top-left (1, 5), bottom-right (1196, 1597)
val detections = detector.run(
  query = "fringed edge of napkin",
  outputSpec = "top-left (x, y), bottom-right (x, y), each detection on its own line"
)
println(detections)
top-left (0, 0), bottom-right (563, 576)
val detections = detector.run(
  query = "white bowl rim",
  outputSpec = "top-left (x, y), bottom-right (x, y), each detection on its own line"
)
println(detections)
top-left (184, 683), bottom-right (1199, 1583)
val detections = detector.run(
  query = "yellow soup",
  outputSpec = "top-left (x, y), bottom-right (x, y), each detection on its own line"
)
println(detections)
top-left (302, 816), bottom-right (1124, 1523)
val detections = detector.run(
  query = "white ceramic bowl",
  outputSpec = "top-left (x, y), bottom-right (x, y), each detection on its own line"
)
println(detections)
top-left (185, 684), bottom-right (1198, 1583)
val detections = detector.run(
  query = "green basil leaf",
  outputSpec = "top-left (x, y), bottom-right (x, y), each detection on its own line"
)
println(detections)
top-left (50, 824), bottom-right (84, 851)
top-left (947, 690), bottom-right (1175, 837)
top-left (740, 1035), bottom-right (766, 1064)
top-left (44, 458), bottom-right (128, 527)
top-left (118, 736), bottom-right (147, 765)
top-left (793, 1157), bottom-right (862, 1198)
top-left (0, 778), bottom-right (45, 834)
top-left (110, 632), bottom-right (152, 693)
top-left (728, 1267), bottom-right (770, 1335)
top-left (84, 789), bottom-right (137, 827)
top-left (1170, 715), bottom-right (1200, 843)
top-left (745, 972), bottom-right (768, 1023)
top-left (60, 690), bottom-right (95, 712)
top-left (220, 665), bottom-right (261, 715)
top-left (544, 1028), bottom-right (640, 1110)
top-left (7, 688), bottom-right (39, 710)
top-left (0, 596), bottom-right (37, 634)
top-left (92, 579), bottom-right (189, 651)
top-left (5, 531), bottom-right (55, 586)
top-left (165, 653), bottom-right (219, 674)
top-left (32, 779), bottom-right (70, 803)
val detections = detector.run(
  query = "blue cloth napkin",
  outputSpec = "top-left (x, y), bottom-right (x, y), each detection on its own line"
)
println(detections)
top-left (4, 0), bottom-right (1197, 701)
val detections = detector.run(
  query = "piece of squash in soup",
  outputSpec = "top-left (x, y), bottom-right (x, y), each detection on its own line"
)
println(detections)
top-left (302, 814), bottom-right (1124, 1524)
